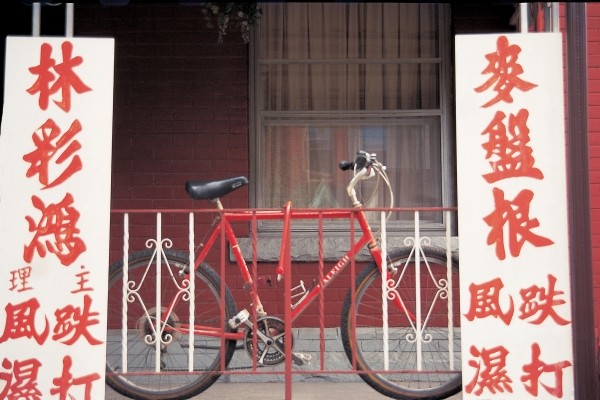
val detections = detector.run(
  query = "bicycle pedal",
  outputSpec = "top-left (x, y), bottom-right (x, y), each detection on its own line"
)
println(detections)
top-left (292, 352), bottom-right (312, 366)
top-left (228, 309), bottom-right (250, 329)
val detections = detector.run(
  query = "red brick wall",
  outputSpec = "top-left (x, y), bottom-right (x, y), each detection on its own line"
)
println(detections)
top-left (75, 3), bottom-right (249, 208)
top-left (74, 3), bottom-right (250, 255)
top-left (587, 3), bottom-right (600, 347)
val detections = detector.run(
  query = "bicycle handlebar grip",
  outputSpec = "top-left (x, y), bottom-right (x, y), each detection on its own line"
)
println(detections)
top-left (339, 151), bottom-right (373, 171)
top-left (354, 151), bottom-right (369, 170)
top-left (338, 160), bottom-right (354, 171)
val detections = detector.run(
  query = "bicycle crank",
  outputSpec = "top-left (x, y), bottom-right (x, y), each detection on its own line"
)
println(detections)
top-left (243, 316), bottom-right (310, 366)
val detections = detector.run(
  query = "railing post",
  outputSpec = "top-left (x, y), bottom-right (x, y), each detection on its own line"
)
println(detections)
top-left (446, 210), bottom-right (454, 370)
top-left (381, 211), bottom-right (389, 370)
top-left (414, 211), bottom-right (423, 370)
top-left (318, 212), bottom-right (326, 371)
top-left (121, 212), bottom-right (129, 372)
top-left (219, 208), bottom-right (227, 375)
top-left (188, 212), bottom-right (195, 371)
top-left (282, 202), bottom-right (293, 400)
top-left (349, 210), bottom-right (357, 370)
top-left (155, 212), bottom-right (162, 372)
top-left (251, 211), bottom-right (259, 371)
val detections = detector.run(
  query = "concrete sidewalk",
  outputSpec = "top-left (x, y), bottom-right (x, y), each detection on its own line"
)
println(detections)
top-left (105, 326), bottom-right (463, 399)
top-left (106, 382), bottom-right (463, 399)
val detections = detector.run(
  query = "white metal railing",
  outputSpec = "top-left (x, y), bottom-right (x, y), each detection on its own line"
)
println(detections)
top-left (112, 207), bottom-right (459, 381)
top-left (187, 212), bottom-right (195, 371)
top-left (381, 211), bottom-right (389, 370)
top-left (119, 212), bottom-right (196, 373)
top-left (381, 210), bottom-right (455, 372)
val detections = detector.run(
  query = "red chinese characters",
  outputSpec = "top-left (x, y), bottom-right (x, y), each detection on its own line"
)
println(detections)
top-left (71, 265), bottom-right (94, 294)
top-left (474, 35), bottom-right (537, 108)
top-left (464, 35), bottom-right (572, 398)
top-left (484, 188), bottom-right (553, 260)
top-left (23, 118), bottom-right (83, 189)
top-left (0, 298), bottom-right (50, 345)
top-left (27, 41), bottom-right (91, 113)
top-left (0, 356), bottom-right (101, 400)
top-left (9, 267), bottom-right (33, 293)
top-left (465, 344), bottom-right (513, 395)
top-left (519, 274), bottom-right (570, 326)
top-left (23, 193), bottom-right (86, 266)
top-left (50, 355), bottom-right (101, 400)
top-left (481, 109), bottom-right (543, 183)
top-left (475, 35), bottom-right (552, 261)
top-left (467, 343), bottom-right (572, 397)
top-left (0, 357), bottom-right (43, 400)
top-left (23, 41), bottom-right (89, 267)
top-left (464, 277), bottom-right (514, 325)
top-left (0, 295), bottom-right (103, 347)
top-left (464, 274), bottom-right (570, 326)
top-left (521, 343), bottom-right (572, 397)
top-left (52, 294), bottom-right (102, 346)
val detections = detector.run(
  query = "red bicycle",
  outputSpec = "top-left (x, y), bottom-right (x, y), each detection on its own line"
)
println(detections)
top-left (105, 151), bottom-right (461, 400)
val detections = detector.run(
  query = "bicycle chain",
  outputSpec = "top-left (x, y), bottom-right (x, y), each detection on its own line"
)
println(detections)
top-left (228, 364), bottom-right (268, 371)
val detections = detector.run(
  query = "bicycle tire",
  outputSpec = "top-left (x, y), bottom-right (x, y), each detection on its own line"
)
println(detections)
top-left (340, 246), bottom-right (461, 400)
top-left (105, 249), bottom-right (238, 400)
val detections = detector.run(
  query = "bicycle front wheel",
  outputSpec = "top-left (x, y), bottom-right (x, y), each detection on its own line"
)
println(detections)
top-left (105, 249), bottom-right (238, 400)
top-left (341, 246), bottom-right (461, 400)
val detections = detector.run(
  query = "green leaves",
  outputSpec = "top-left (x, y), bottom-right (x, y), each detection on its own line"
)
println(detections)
top-left (201, 2), bottom-right (263, 43)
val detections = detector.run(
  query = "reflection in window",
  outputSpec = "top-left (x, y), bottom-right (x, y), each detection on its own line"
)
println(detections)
top-left (254, 3), bottom-right (453, 230)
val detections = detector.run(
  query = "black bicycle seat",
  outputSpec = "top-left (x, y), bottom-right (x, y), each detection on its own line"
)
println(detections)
top-left (185, 176), bottom-right (248, 200)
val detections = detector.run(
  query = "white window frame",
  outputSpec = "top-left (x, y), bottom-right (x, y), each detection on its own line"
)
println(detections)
top-left (248, 3), bottom-right (455, 238)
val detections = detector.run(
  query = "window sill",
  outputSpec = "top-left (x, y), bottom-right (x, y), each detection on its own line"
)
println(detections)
top-left (235, 235), bottom-right (459, 263)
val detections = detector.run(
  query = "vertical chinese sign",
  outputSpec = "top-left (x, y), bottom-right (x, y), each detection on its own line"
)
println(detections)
top-left (456, 33), bottom-right (574, 399)
top-left (0, 37), bottom-right (114, 399)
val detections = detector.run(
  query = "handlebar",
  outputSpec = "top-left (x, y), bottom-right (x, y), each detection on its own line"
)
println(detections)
top-left (278, 150), bottom-right (393, 283)
top-left (338, 150), bottom-right (372, 172)
top-left (339, 150), bottom-right (392, 208)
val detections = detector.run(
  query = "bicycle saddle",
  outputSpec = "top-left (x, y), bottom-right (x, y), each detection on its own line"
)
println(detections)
top-left (185, 176), bottom-right (248, 200)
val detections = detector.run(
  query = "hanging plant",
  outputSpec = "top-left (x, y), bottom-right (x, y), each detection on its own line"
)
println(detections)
top-left (201, 2), bottom-right (262, 44)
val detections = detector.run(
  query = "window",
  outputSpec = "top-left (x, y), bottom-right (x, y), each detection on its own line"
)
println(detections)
top-left (251, 3), bottom-right (454, 232)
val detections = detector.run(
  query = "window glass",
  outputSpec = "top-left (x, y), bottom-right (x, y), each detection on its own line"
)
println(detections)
top-left (254, 3), bottom-right (451, 229)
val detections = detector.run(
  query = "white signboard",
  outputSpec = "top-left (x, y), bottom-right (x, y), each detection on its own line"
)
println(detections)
top-left (456, 33), bottom-right (574, 399)
top-left (0, 36), bottom-right (114, 399)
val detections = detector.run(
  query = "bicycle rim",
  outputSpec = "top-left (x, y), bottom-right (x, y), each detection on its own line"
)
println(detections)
top-left (341, 246), bottom-right (461, 400)
top-left (105, 249), bottom-right (237, 400)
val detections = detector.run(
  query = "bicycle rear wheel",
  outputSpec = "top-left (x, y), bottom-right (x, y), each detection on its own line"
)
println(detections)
top-left (341, 246), bottom-right (461, 400)
top-left (105, 249), bottom-right (238, 400)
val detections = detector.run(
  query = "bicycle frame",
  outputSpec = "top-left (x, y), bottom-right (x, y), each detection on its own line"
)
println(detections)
top-left (164, 202), bottom-right (389, 340)
top-left (158, 153), bottom-right (415, 344)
